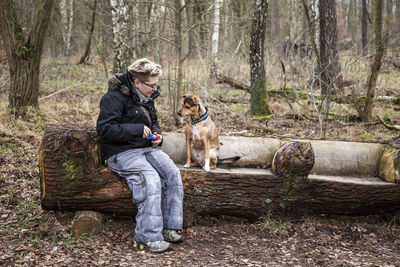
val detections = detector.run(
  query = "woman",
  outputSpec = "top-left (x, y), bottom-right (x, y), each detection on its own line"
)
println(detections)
top-left (96, 58), bottom-right (183, 253)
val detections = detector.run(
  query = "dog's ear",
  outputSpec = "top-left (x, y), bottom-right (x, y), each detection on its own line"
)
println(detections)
top-left (192, 95), bottom-right (200, 104)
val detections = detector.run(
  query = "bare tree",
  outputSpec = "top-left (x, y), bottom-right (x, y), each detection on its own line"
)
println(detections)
top-left (354, 0), bottom-right (385, 123)
top-left (319, 0), bottom-right (343, 95)
top-left (250, 0), bottom-right (272, 116)
top-left (110, 0), bottom-right (131, 73)
top-left (0, 0), bottom-right (54, 116)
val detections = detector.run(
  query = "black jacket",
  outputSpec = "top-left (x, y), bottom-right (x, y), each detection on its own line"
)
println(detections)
top-left (96, 72), bottom-right (162, 162)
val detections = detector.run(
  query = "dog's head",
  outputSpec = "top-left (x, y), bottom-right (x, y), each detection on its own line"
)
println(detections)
top-left (177, 95), bottom-right (202, 117)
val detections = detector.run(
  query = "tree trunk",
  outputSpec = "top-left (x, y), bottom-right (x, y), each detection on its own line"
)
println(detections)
top-left (0, 0), bottom-right (54, 116)
top-left (110, 0), bottom-right (131, 74)
top-left (193, 0), bottom-right (207, 57)
top-left (302, 0), bottom-right (321, 87)
top-left (184, 0), bottom-right (195, 58)
top-left (40, 125), bottom-right (400, 224)
top-left (60, 0), bottom-right (74, 57)
top-left (249, 0), bottom-right (272, 116)
top-left (173, 0), bottom-right (184, 122)
top-left (210, 0), bottom-right (221, 76)
top-left (358, 0), bottom-right (384, 123)
top-left (273, 0), bottom-right (279, 42)
top-left (78, 0), bottom-right (97, 65)
top-left (319, 0), bottom-right (344, 95)
top-left (361, 0), bottom-right (368, 55)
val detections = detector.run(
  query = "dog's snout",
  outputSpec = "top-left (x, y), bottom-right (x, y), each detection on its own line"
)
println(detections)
top-left (177, 111), bottom-right (181, 116)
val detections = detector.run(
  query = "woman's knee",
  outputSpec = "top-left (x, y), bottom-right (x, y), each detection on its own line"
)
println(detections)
top-left (142, 169), bottom-right (162, 193)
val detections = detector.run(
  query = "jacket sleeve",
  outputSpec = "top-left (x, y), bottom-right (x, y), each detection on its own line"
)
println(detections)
top-left (96, 93), bottom-right (144, 143)
top-left (150, 106), bottom-right (163, 146)
top-left (151, 113), bottom-right (162, 135)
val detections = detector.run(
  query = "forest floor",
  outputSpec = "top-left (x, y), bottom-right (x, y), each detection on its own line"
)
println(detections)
top-left (1, 56), bottom-right (400, 266)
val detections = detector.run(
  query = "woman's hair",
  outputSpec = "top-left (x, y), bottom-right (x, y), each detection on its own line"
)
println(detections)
top-left (127, 58), bottom-right (162, 82)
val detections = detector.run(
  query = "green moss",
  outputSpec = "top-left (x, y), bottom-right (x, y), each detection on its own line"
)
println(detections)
top-left (250, 79), bottom-right (273, 115)
top-left (62, 155), bottom-right (85, 188)
top-left (392, 97), bottom-right (400, 105)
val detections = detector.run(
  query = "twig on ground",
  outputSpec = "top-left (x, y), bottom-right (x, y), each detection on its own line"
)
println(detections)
top-left (377, 115), bottom-right (400, 131)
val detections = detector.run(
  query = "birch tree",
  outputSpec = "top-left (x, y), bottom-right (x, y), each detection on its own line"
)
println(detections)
top-left (60, 0), bottom-right (74, 56)
top-left (210, 0), bottom-right (221, 75)
top-left (0, 0), bottom-right (54, 116)
top-left (110, 0), bottom-right (131, 73)
top-left (250, 0), bottom-right (272, 116)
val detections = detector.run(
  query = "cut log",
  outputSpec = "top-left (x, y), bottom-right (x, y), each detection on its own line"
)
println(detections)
top-left (72, 211), bottom-right (104, 237)
top-left (272, 141), bottom-right (315, 178)
top-left (39, 125), bottom-right (400, 225)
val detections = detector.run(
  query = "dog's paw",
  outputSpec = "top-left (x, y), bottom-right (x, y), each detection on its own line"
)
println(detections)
top-left (184, 163), bottom-right (190, 168)
top-left (203, 166), bottom-right (210, 172)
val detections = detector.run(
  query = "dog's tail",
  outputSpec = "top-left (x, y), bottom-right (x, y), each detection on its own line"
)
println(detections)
top-left (217, 156), bottom-right (241, 164)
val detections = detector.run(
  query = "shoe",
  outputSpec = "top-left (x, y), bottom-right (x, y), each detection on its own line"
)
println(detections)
top-left (134, 240), bottom-right (171, 253)
top-left (162, 229), bottom-right (183, 243)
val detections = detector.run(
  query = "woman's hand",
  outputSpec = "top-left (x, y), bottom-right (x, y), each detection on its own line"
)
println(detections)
top-left (143, 125), bottom-right (152, 138)
top-left (151, 132), bottom-right (162, 146)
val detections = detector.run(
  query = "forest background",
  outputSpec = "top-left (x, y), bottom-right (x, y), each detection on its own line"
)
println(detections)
top-left (1, 0), bottom-right (400, 266)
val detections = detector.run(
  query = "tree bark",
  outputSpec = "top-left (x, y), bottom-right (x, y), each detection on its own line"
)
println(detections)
top-left (60, 0), bottom-right (74, 57)
top-left (110, 0), bottom-right (131, 74)
top-left (357, 0), bottom-right (384, 123)
top-left (319, 0), bottom-right (344, 95)
top-left (40, 125), bottom-right (400, 224)
top-left (273, 0), bottom-right (279, 42)
top-left (0, 0), bottom-right (54, 116)
top-left (249, 0), bottom-right (272, 116)
top-left (210, 0), bottom-right (221, 76)
top-left (361, 0), bottom-right (368, 55)
top-left (78, 0), bottom-right (97, 65)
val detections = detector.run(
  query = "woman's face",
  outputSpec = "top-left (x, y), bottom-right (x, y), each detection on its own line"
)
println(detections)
top-left (135, 76), bottom-right (159, 97)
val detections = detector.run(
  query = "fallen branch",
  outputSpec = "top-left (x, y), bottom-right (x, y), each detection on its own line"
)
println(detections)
top-left (0, 137), bottom-right (14, 145)
top-left (39, 80), bottom-right (84, 101)
top-left (377, 115), bottom-right (400, 131)
top-left (216, 74), bottom-right (400, 106)
top-left (250, 114), bottom-right (274, 120)
top-left (216, 73), bottom-right (250, 92)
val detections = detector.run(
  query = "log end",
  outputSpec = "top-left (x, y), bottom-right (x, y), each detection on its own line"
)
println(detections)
top-left (272, 140), bottom-right (315, 178)
top-left (71, 211), bottom-right (104, 238)
top-left (378, 147), bottom-right (400, 183)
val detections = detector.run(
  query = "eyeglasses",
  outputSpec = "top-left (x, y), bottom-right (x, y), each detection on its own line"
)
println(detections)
top-left (140, 80), bottom-right (160, 90)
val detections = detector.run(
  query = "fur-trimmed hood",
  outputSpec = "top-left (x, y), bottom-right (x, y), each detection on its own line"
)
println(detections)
top-left (107, 73), bottom-right (132, 97)
top-left (107, 72), bottom-right (160, 101)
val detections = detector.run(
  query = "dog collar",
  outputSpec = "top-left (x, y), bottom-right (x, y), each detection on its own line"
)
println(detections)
top-left (191, 107), bottom-right (208, 125)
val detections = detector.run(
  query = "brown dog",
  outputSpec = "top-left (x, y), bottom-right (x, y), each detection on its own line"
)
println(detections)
top-left (177, 95), bottom-right (220, 171)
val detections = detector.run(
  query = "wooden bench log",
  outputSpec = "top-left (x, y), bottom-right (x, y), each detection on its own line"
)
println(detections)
top-left (39, 125), bottom-right (400, 225)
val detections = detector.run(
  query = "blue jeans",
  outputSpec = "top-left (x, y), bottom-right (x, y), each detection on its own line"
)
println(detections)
top-left (107, 147), bottom-right (183, 243)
